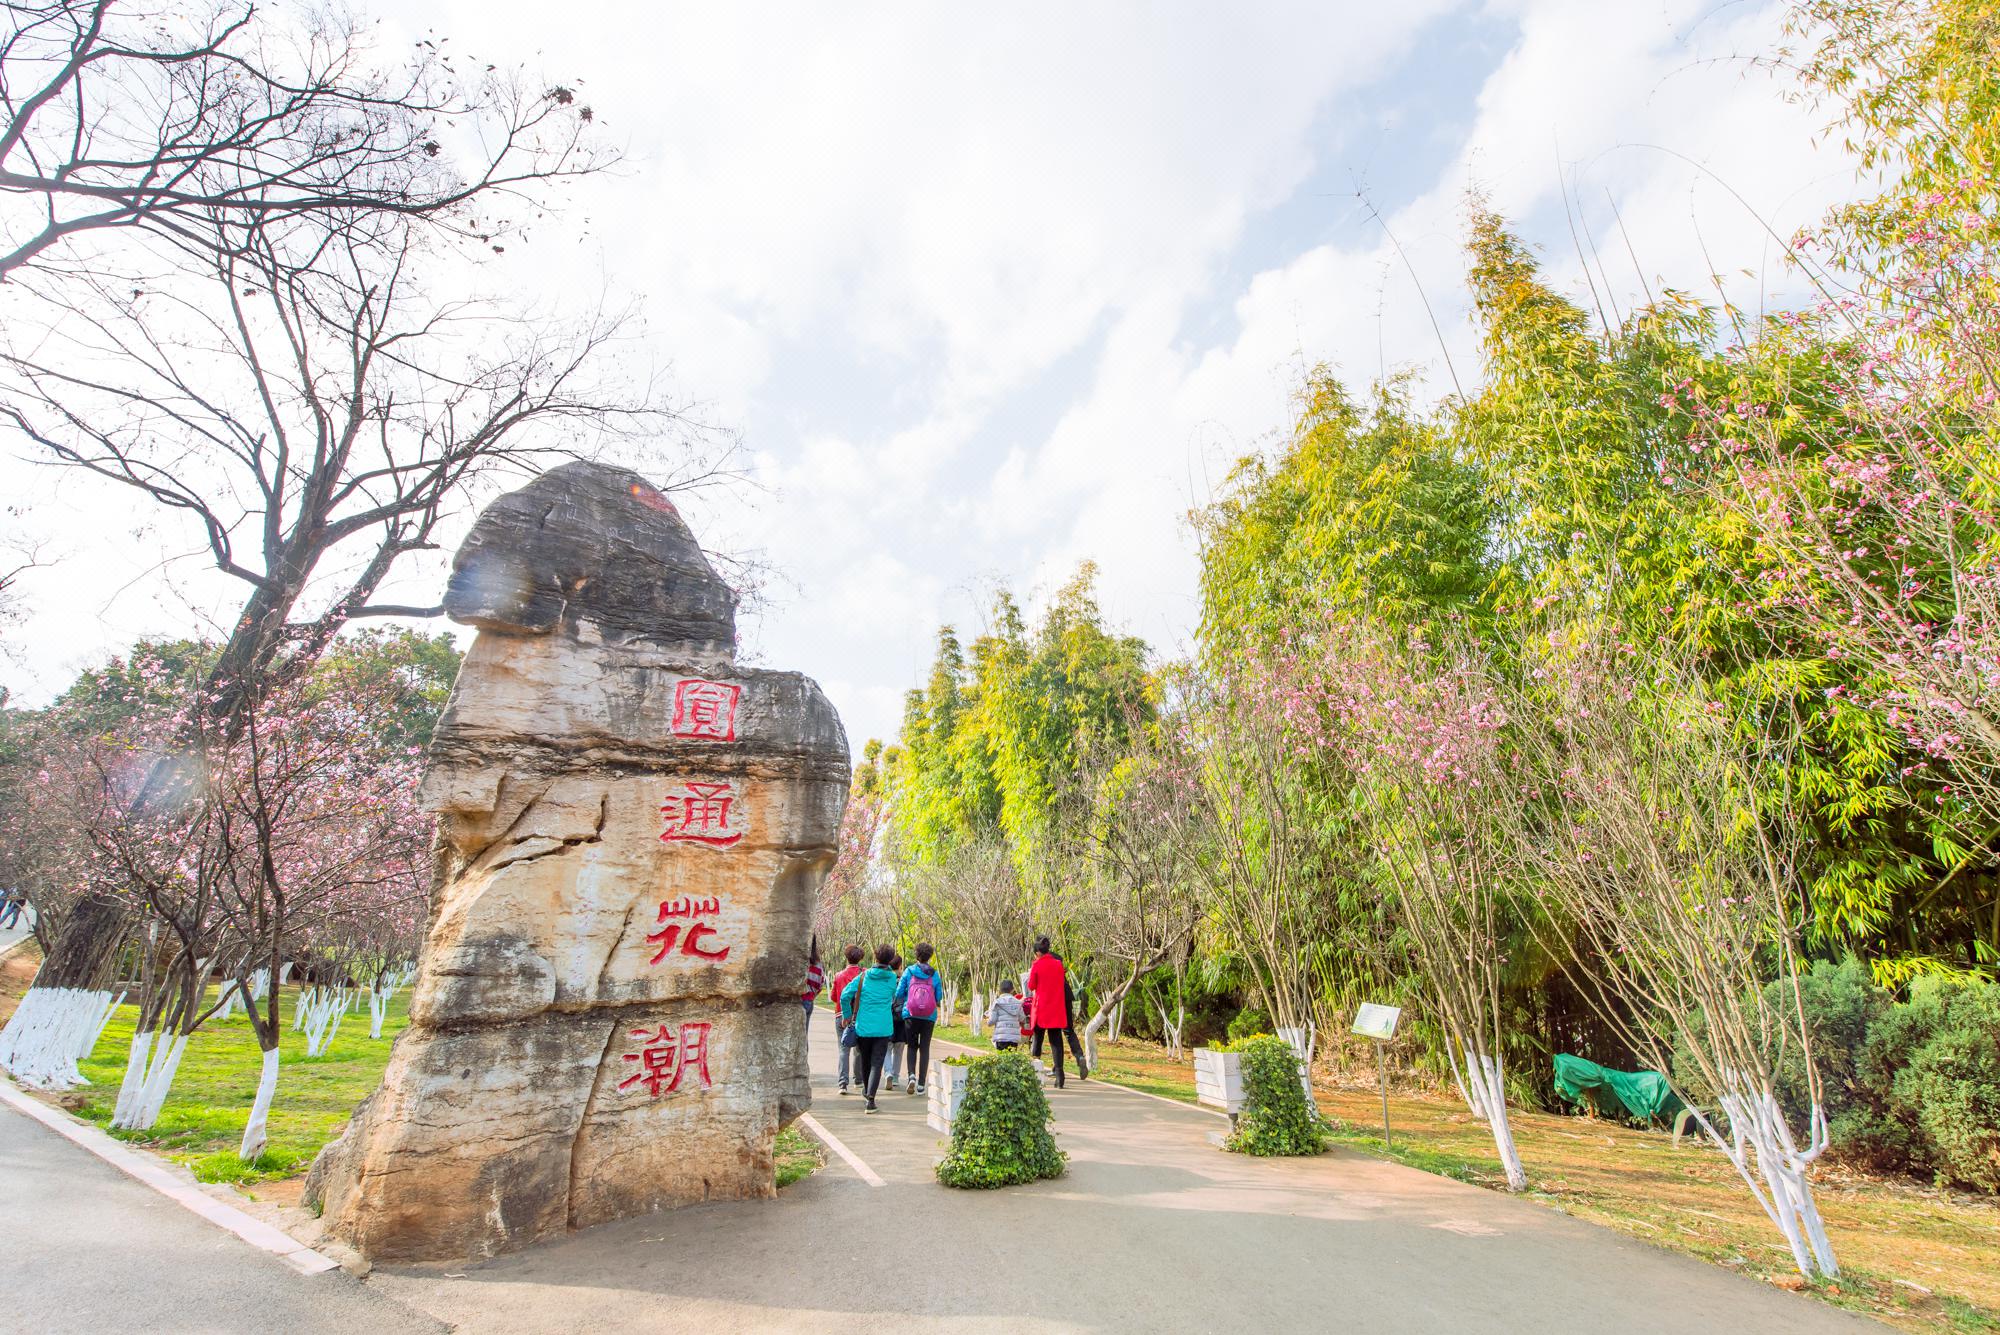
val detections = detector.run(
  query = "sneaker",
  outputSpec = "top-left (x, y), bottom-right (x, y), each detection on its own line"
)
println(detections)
top-left (865, 1101), bottom-right (879, 1114)
top-left (1078, 1066), bottom-right (1090, 1082)
top-left (906, 1077), bottom-right (916, 1095)
top-left (838, 1085), bottom-right (849, 1095)
top-left (916, 1083), bottom-right (927, 1095)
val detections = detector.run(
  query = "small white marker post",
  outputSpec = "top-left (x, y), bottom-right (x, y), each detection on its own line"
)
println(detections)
top-left (1352, 1002), bottom-right (1402, 1151)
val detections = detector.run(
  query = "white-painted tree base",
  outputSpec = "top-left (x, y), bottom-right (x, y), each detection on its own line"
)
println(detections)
top-left (113, 1032), bottom-right (189, 1130)
top-left (1155, 996), bottom-right (1187, 1061)
top-left (300, 988), bottom-right (349, 1057)
top-left (0, 987), bottom-right (113, 1089)
top-left (1457, 1048), bottom-right (1527, 1192)
top-left (1700, 1075), bottom-right (1838, 1279)
top-left (238, 1047), bottom-right (280, 1161)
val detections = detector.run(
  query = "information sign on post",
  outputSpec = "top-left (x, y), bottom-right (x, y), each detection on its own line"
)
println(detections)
top-left (1352, 1003), bottom-right (1403, 1149)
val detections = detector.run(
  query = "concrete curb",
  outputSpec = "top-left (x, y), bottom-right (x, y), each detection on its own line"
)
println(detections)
top-left (0, 1075), bottom-right (338, 1277)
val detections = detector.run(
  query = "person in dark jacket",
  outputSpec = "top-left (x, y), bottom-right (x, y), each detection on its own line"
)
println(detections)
top-left (839, 944), bottom-right (901, 1111)
top-left (894, 942), bottom-right (943, 1095)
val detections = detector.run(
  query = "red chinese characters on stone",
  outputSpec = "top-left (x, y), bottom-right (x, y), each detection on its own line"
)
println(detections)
top-left (646, 896), bottom-right (731, 965)
top-left (671, 679), bottom-right (741, 742)
top-left (659, 781), bottom-right (744, 848)
top-left (616, 1022), bottom-right (713, 1098)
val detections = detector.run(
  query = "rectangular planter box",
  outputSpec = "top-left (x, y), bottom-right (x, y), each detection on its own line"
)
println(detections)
top-left (1193, 1048), bottom-right (1244, 1115)
top-left (927, 1060), bottom-right (968, 1135)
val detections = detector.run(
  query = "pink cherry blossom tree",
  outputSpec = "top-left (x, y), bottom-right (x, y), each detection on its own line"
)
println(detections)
top-left (1324, 624), bottom-right (1529, 1191)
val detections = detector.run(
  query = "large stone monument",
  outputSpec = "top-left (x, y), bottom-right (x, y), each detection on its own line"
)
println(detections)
top-left (306, 461), bottom-right (849, 1262)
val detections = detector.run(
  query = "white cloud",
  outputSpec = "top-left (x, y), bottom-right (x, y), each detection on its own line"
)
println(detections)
top-left (2, 0), bottom-right (1866, 759)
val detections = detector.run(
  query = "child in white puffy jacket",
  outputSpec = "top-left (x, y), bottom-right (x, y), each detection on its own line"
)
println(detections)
top-left (987, 984), bottom-right (1026, 1049)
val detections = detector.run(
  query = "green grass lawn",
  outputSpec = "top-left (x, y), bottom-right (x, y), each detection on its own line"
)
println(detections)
top-left (68, 983), bottom-right (413, 1184)
top-left (59, 983), bottom-right (828, 1192)
top-left (774, 1125), bottom-right (824, 1187)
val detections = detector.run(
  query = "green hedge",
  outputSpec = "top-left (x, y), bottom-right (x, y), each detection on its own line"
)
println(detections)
top-left (1670, 958), bottom-right (2000, 1193)
top-left (1224, 1034), bottom-right (1327, 1157)
top-left (936, 1052), bottom-right (1067, 1189)
top-left (1226, 1007), bottom-right (1270, 1044)
top-left (1843, 975), bottom-right (2000, 1193)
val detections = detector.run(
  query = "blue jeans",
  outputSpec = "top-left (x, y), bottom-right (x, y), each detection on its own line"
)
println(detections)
top-left (836, 1028), bottom-right (855, 1088)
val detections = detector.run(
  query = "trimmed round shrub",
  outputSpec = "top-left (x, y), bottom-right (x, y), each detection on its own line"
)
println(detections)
top-left (936, 1052), bottom-right (1066, 1189)
top-left (1225, 1034), bottom-right (1327, 1157)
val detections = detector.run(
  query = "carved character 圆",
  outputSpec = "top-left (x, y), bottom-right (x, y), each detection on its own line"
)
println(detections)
top-left (660, 781), bottom-right (743, 847)
top-left (671, 679), bottom-right (741, 742)
top-left (617, 1022), bottom-right (713, 1098)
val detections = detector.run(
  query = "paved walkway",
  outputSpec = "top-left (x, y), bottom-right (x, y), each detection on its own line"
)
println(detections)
top-left (0, 911), bottom-right (33, 960)
top-left (0, 1099), bottom-right (442, 1335)
top-left (360, 1023), bottom-right (1882, 1334)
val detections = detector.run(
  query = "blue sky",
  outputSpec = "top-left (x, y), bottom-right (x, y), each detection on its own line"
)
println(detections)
top-left (2, 1), bottom-right (1864, 753)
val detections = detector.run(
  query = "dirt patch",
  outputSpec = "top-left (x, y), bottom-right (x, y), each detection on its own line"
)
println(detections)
top-left (0, 944), bottom-right (39, 1026)
top-left (240, 1175), bottom-right (309, 1210)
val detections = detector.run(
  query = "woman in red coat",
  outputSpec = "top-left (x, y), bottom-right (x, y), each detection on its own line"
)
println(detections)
top-left (1025, 935), bottom-right (1085, 1088)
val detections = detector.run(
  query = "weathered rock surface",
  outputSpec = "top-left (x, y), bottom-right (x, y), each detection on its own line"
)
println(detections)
top-left (306, 462), bottom-right (848, 1262)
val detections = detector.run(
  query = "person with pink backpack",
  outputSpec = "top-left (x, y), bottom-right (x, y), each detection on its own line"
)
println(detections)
top-left (893, 941), bottom-right (944, 1095)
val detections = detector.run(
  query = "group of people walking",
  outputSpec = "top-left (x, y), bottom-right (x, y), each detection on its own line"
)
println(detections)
top-left (810, 934), bottom-right (1088, 1113)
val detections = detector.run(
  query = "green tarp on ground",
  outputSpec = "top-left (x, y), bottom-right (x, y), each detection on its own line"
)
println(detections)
top-left (1552, 1053), bottom-right (1686, 1124)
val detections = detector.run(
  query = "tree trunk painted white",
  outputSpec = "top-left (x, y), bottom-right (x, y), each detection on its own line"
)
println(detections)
top-left (116, 1032), bottom-right (189, 1130)
top-left (367, 987), bottom-right (389, 1039)
top-left (291, 985), bottom-right (312, 1030)
top-left (277, 962), bottom-right (294, 985)
top-left (1454, 1044), bottom-right (1526, 1192)
top-left (1080, 961), bottom-right (1149, 1071)
top-left (83, 990), bottom-right (125, 1060)
top-left (302, 989), bottom-right (349, 1056)
top-left (1445, 1032), bottom-right (1489, 1119)
top-left (1154, 995), bottom-right (1187, 1060)
top-left (0, 987), bottom-right (113, 1089)
top-left (238, 1047), bottom-right (280, 1162)
top-left (1697, 1072), bottom-right (1838, 1279)
top-left (112, 1028), bottom-right (154, 1126)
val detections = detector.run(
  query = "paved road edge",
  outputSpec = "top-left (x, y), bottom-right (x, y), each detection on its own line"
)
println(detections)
top-left (0, 1075), bottom-right (338, 1276)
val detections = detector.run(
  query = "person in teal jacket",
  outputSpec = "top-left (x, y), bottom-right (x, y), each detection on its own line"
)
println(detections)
top-left (840, 943), bottom-right (900, 1111)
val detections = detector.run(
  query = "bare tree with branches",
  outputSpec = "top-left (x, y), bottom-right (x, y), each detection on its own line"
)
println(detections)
top-left (1, 0), bottom-right (604, 279)
top-left (1499, 633), bottom-right (1838, 1279)
top-left (1164, 659), bottom-right (1342, 1038)
top-left (1053, 733), bottom-right (1202, 1069)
